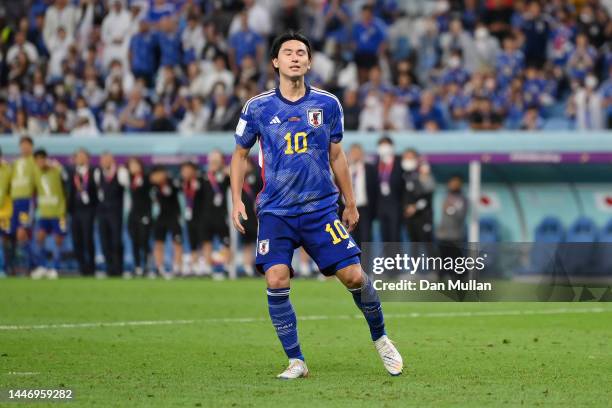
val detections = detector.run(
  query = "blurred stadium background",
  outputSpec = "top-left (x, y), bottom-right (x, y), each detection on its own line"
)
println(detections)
top-left (0, 0), bottom-right (610, 279)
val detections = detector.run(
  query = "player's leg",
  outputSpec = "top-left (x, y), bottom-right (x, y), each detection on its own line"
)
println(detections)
top-left (217, 222), bottom-right (232, 277)
top-left (127, 215), bottom-right (142, 275)
top-left (256, 213), bottom-right (307, 379)
top-left (98, 213), bottom-right (113, 276)
top-left (168, 219), bottom-right (183, 277)
top-left (12, 199), bottom-right (33, 274)
top-left (31, 222), bottom-right (48, 279)
top-left (152, 221), bottom-right (166, 277)
top-left (265, 264), bottom-right (308, 379)
top-left (336, 264), bottom-right (403, 375)
top-left (302, 208), bottom-right (403, 375)
top-left (48, 218), bottom-right (67, 279)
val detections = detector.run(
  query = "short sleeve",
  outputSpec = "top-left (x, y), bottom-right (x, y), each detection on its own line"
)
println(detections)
top-left (234, 108), bottom-right (259, 149)
top-left (329, 98), bottom-right (344, 144)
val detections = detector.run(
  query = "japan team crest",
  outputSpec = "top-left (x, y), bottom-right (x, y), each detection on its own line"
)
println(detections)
top-left (307, 108), bottom-right (323, 128)
top-left (258, 239), bottom-right (270, 255)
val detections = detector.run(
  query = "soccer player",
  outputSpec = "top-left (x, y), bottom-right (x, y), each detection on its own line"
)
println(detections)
top-left (0, 148), bottom-right (13, 276)
top-left (230, 31), bottom-right (403, 379)
top-left (31, 149), bottom-right (68, 279)
top-left (10, 136), bottom-right (36, 274)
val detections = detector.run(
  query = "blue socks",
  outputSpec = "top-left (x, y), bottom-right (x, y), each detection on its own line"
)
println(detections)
top-left (349, 274), bottom-right (386, 341)
top-left (267, 287), bottom-right (304, 361)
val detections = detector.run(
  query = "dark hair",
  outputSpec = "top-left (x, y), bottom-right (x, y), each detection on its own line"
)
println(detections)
top-left (127, 156), bottom-right (144, 170)
top-left (34, 148), bottom-right (47, 158)
top-left (377, 135), bottom-right (394, 145)
top-left (180, 161), bottom-right (198, 170)
top-left (150, 165), bottom-right (167, 174)
top-left (403, 148), bottom-right (419, 156)
top-left (19, 135), bottom-right (33, 146)
top-left (270, 30), bottom-right (312, 74)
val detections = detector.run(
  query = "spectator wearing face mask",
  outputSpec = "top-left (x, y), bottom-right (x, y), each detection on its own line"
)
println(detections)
top-left (401, 149), bottom-right (435, 243)
top-left (375, 136), bottom-right (403, 243)
top-left (471, 24), bottom-right (499, 72)
top-left (358, 90), bottom-right (384, 132)
top-left (567, 73), bottom-right (604, 130)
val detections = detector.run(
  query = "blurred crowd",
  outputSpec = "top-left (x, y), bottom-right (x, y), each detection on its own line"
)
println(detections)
top-left (0, 0), bottom-right (610, 136)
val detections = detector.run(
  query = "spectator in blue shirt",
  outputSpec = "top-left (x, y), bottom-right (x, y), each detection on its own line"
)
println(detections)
top-left (358, 65), bottom-right (392, 103)
top-left (413, 91), bottom-right (446, 130)
top-left (148, 0), bottom-right (176, 24)
top-left (566, 33), bottom-right (597, 82)
top-left (352, 4), bottom-right (388, 82)
top-left (444, 82), bottom-right (472, 126)
top-left (394, 73), bottom-right (421, 109)
top-left (26, 74), bottom-right (54, 130)
top-left (520, 1), bottom-right (550, 68)
top-left (323, 0), bottom-right (351, 44)
top-left (440, 50), bottom-right (471, 87)
top-left (119, 86), bottom-right (151, 133)
top-left (156, 17), bottom-right (182, 68)
top-left (496, 35), bottom-right (525, 90)
top-left (129, 19), bottom-right (157, 87)
top-left (600, 66), bottom-right (612, 129)
top-left (228, 11), bottom-right (264, 75)
top-left (523, 66), bottom-right (555, 108)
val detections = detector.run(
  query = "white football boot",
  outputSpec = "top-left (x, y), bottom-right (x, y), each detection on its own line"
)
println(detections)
top-left (31, 267), bottom-right (47, 280)
top-left (46, 268), bottom-right (59, 279)
top-left (374, 335), bottom-right (403, 376)
top-left (277, 359), bottom-right (309, 380)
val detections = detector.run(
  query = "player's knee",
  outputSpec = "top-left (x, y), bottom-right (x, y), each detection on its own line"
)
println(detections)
top-left (339, 265), bottom-right (364, 289)
top-left (265, 265), bottom-right (290, 288)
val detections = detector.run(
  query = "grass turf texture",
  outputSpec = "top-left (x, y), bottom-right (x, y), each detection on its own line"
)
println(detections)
top-left (0, 278), bottom-right (610, 407)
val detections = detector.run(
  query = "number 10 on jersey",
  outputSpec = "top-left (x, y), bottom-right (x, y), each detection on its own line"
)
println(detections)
top-left (284, 132), bottom-right (308, 154)
top-left (326, 219), bottom-right (349, 244)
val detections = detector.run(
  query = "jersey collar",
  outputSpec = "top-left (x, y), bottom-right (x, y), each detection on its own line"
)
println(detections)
top-left (275, 84), bottom-right (311, 105)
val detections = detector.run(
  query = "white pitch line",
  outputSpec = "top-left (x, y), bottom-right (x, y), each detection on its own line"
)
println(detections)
top-left (0, 308), bottom-right (608, 331)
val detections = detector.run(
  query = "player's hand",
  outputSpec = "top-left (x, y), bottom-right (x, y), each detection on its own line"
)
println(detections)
top-left (232, 201), bottom-right (248, 234)
top-left (342, 205), bottom-right (359, 232)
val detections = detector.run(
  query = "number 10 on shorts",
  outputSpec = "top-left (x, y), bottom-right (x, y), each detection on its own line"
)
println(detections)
top-left (325, 219), bottom-right (349, 244)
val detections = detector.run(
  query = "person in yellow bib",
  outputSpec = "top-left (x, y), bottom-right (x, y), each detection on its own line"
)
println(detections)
top-left (0, 147), bottom-right (13, 276)
top-left (9, 136), bottom-right (36, 274)
top-left (30, 149), bottom-right (68, 279)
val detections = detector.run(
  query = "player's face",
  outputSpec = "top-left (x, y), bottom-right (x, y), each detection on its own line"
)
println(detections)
top-left (20, 142), bottom-right (33, 156)
top-left (274, 40), bottom-right (310, 80)
top-left (35, 156), bottom-right (45, 169)
top-left (181, 166), bottom-right (195, 180)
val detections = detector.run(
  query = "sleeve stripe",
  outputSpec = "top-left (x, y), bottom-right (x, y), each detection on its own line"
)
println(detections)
top-left (311, 87), bottom-right (343, 115)
top-left (242, 89), bottom-right (275, 114)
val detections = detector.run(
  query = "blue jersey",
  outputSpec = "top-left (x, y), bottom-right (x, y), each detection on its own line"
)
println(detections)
top-left (234, 86), bottom-right (344, 217)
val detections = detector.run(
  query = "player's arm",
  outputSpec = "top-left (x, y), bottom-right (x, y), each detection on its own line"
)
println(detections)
top-left (231, 104), bottom-right (259, 234)
top-left (330, 142), bottom-right (359, 232)
top-left (230, 145), bottom-right (250, 234)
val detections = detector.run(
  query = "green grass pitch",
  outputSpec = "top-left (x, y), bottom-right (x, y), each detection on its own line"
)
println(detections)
top-left (0, 278), bottom-right (610, 407)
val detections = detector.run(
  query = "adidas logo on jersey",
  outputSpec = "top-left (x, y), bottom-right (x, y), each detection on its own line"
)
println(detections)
top-left (346, 241), bottom-right (355, 249)
top-left (269, 116), bottom-right (281, 124)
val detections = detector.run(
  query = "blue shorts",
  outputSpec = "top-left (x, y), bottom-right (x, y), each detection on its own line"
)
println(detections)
top-left (255, 207), bottom-right (361, 276)
top-left (10, 198), bottom-right (33, 233)
top-left (37, 218), bottom-right (68, 236)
